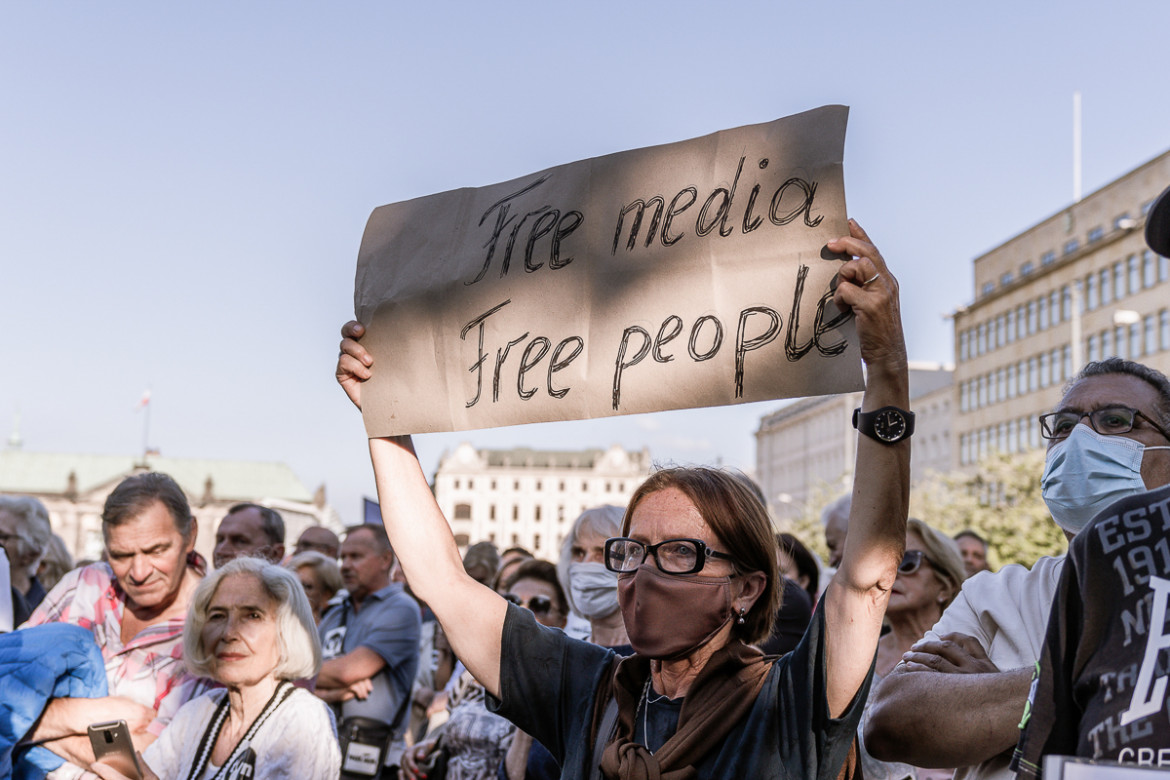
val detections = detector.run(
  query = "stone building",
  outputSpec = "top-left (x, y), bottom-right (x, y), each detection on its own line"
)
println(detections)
top-left (432, 443), bottom-right (651, 560)
top-left (0, 448), bottom-right (341, 566)
top-left (754, 362), bottom-right (953, 524)
top-left (953, 150), bottom-right (1170, 468)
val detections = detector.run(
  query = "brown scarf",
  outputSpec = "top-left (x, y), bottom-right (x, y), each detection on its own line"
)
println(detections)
top-left (595, 640), bottom-right (772, 780)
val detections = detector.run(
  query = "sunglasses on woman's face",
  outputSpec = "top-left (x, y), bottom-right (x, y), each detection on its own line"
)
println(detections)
top-left (503, 593), bottom-right (555, 615)
top-left (898, 549), bottom-right (932, 576)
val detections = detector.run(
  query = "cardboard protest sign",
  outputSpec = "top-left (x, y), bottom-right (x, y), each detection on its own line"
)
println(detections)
top-left (355, 105), bottom-right (863, 436)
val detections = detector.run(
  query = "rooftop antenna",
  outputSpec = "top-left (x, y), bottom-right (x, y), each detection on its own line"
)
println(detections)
top-left (6, 409), bottom-right (21, 450)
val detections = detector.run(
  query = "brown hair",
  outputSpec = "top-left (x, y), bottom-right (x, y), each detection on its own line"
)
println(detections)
top-left (621, 467), bottom-right (779, 645)
top-left (501, 558), bottom-right (567, 616)
top-left (103, 473), bottom-right (193, 540)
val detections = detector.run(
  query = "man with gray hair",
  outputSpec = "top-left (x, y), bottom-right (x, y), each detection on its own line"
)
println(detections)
top-left (212, 502), bottom-right (285, 568)
top-left (0, 495), bottom-right (54, 615)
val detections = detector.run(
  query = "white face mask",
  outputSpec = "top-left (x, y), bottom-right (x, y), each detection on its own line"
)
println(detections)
top-left (1041, 425), bottom-right (1170, 534)
top-left (568, 561), bottom-right (620, 620)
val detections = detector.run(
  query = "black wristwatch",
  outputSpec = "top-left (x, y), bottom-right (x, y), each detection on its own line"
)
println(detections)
top-left (852, 406), bottom-right (915, 445)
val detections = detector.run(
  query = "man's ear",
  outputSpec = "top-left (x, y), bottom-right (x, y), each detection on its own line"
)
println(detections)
top-left (270, 544), bottom-right (286, 564)
top-left (186, 516), bottom-right (198, 551)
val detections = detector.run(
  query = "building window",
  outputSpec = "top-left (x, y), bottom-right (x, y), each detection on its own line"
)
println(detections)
top-left (1145, 251), bottom-right (1158, 288)
top-left (1006, 311), bottom-right (1016, 342)
top-left (1129, 255), bottom-right (1141, 296)
top-left (1087, 334), bottom-right (1098, 363)
top-left (1086, 275), bottom-right (1098, 310)
top-left (533, 533), bottom-right (541, 550)
top-left (1114, 213), bottom-right (1133, 230)
top-left (1021, 262), bottom-right (1034, 277)
top-left (981, 281), bottom-right (995, 297)
top-left (959, 330), bottom-right (968, 361)
top-left (1114, 261), bottom-right (1126, 300)
top-left (1146, 314), bottom-right (1158, 356)
top-left (1116, 326), bottom-right (1128, 360)
top-left (514, 480), bottom-right (520, 490)
top-left (996, 368), bottom-right (1005, 402)
top-left (1062, 345), bottom-right (1071, 380)
top-left (1027, 357), bottom-right (1037, 392)
top-left (455, 533), bottom-right (470, 546)
top-left (1161, 310), bottom-right (1170, 351)
top-left (1061, 286), bottom-right (1072, 321)
top-left (1027, 301), bottom-right (1037, 335)
top-left (1041, 250), bottom-right (1057, 266)
top-left (559, 481), bottom-right (565, 491)
top-left (1038, 297), bottom-right (1048, 331)
top-left (557, 506), bottom-right (565, 522)
top-left (535, 506), bottom-right (542, 521)
top-left (454, 503), bottom-right (472, 520)
top-left (1161, 252), bottom-right (1170, 283)
top-left (1100, 269), bottom-right (1112, 306)
top-left (1101, 329), bottom-right (1113, 358)
top-left (1038, 354), bottom-right (1049, 388)
top-left (1050, 290), bottom-right (1061, 325)
top-left (582, 481), bottom-right (588, 491)
top-left (1130, 322), bottom-right (1142, 359)
top-left (1064, 238), bottom-right (1080, 256)
top-left (1087, 226), bottom-right (1104, 243)
top-left (1001, 271), bottom-right (1014, 286)
top-left (490, 505), bottom-right (497, 520)
top-left (491, 480), bottom-right (497, 490)
top-left (512, 506), bottom-right (519, 521)
top-left (536, 480), bottom-right (542, 490)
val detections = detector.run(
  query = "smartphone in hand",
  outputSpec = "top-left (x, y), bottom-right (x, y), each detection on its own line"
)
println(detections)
top-left (88, 720), bottom-right (143, 780)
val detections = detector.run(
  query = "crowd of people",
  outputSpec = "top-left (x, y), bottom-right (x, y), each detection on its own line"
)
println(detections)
top-left (0, 195), bottom-right (1168, 779)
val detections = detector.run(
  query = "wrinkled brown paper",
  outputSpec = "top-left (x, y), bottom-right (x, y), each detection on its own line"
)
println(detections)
top-left (355, 105), bottom-right (862, 436)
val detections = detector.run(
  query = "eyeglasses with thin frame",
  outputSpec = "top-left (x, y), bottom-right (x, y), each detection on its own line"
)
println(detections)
top-left (502, 593), bottom-right (556, 615)
top-left (1038, 406), bottom-right (1170, 442)
top-left (604, 537), bottom-right (737, 575)
top-left (898, 549), bottom-right (933, 576)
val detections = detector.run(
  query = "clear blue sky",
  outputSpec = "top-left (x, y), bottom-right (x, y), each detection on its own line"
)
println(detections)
top-left (3, 2), bottom-right (1169, 525)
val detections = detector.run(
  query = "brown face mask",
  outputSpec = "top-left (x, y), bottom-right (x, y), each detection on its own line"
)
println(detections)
top-left (617, 564), bottom-right (733, 660)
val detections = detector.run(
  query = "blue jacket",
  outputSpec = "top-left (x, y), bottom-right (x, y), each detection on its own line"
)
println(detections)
top-left (0, 623), bottom-right (109, 779)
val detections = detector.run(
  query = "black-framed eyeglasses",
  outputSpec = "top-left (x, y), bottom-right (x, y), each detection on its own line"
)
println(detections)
top-left (604, 537), bottom-right (737, 575)
top-left (1038, 406), bottom-right (1170, 442)
top-left (898, 549), bottom-right (933, 576)
top-left (503, 593), bottom-right (556, 615)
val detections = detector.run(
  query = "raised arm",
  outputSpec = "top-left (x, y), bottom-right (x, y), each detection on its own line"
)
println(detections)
top-left (336, 323), bottom-right (508, 698)
top-left (820, 220), bottom-right (911, 717)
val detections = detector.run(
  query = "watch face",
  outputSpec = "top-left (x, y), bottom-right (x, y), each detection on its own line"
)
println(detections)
top-left (874, 410), bottom-right (906, 442)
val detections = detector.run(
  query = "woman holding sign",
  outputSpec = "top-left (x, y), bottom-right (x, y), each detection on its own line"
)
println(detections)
top-left (335, 220), bottom-right (910, 779)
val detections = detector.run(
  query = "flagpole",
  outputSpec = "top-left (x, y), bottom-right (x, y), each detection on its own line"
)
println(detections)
top-left (142, 401), bottom-right (150, 459)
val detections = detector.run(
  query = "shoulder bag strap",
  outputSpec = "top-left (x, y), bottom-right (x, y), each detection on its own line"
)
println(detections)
top-left (186, 681), bottom-right (297, 780)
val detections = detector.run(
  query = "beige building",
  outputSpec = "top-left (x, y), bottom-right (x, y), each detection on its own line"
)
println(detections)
top-left (754, 362), bottom-right (953, 524)
top-left (0, 448), bottom-right (342, 565)
top-left (432, 443), bottom-right (651, 560)
top-left (953, 150), bottom-right (1170, 468)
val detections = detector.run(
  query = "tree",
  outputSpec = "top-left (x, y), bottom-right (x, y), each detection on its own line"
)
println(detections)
top-left (910, 449), bottom-right (1067, 569)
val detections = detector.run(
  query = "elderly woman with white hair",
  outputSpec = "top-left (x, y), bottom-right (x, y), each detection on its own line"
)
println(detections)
top-left (556, 505), bottom-right (632, 652)
top-left (0, 495), bottom-right (54, 616)
top-left (91, 557), bottom-right (341, 780)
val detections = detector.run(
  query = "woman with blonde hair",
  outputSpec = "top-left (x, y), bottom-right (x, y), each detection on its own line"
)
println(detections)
top-left (862, 518), bottom-right (967, 780)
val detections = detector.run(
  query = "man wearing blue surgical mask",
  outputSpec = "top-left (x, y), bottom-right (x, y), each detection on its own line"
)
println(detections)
top-left (866, 358), bottom-right (1170, 780)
